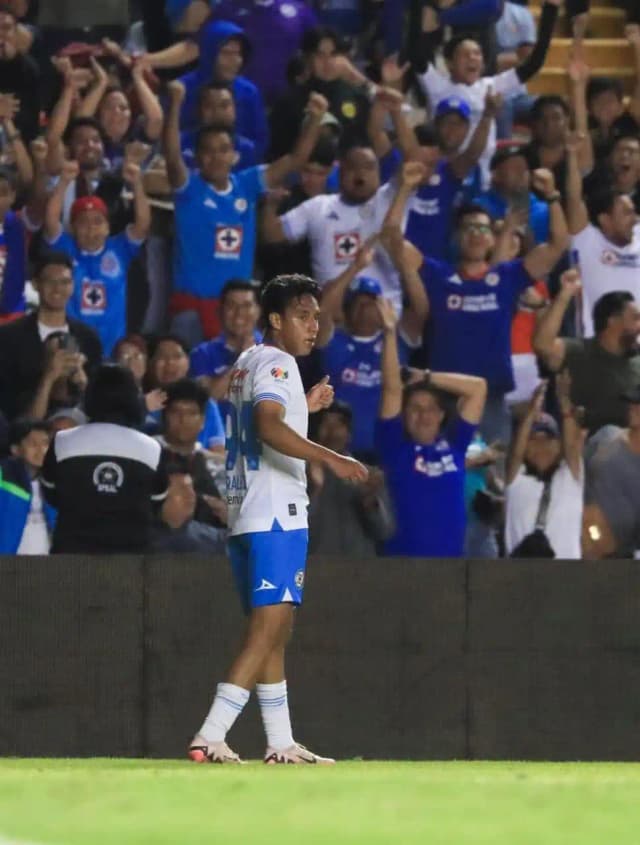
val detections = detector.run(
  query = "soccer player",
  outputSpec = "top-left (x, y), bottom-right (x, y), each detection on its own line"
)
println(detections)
top-left (189, 274), bottom-right (368, 764)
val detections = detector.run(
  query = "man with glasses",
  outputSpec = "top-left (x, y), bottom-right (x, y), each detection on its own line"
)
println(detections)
top-left (0, 252), bottom-right (102, 421)
top-left (419, 171), bottom-right (568, 440)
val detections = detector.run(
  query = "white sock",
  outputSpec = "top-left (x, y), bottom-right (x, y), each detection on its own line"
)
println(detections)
top-left (256, 680), bottom-right (295, 751)
top-left (199, 682), bottom-right (250, 743)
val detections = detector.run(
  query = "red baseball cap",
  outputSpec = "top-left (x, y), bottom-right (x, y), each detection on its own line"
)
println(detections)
top-left (70, 196), bottom-right (109, 223)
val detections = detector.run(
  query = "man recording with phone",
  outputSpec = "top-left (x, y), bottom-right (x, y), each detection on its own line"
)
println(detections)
top-left (0, 252), bottom-right (102, 421)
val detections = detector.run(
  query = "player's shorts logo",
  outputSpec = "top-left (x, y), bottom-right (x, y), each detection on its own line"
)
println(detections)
top-left (271, 367), bottom-right (288, 380)
top-left (294, 569), bottom-right (305, 589)
top-left (93, 461), bottom-right (124, 494)
top-left (81, 280), bottom-right (106, 314)
top-left (334, 231), bottom-right (361, 261)
top-left (215, 225), bottom-right (243, 258)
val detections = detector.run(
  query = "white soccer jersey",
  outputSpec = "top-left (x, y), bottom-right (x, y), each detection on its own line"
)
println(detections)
top-left (225, 344), bottom-right (309, 536)
top-left (572, 223), bottom-right (640, 337)
top-left (280, 184), bottom-right (404, 311)
top-left (417, 66), bottom-right (523, 187)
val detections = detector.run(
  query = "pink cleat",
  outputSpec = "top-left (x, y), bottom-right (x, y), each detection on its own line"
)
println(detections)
top-left (188, 735), bottom-right (245, 764)
top-left (264, 742), bottom-right (336, 765)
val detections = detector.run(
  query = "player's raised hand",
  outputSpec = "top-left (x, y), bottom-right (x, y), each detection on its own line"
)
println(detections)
top-left (626, 23), bottom-right (640, 48)
top-left (559, 267), bottom-right (582, 299)
top-left (306, 376), bottom-right (334, 413)
top-left (145, 388), bottom-right (167, 413)
top-left (306, 92), bottom-right (329, 121)
top-left (0, 92), bottom-right (19, 121)
top-left (401, 161), bottom-right (426, 189)
top-left (326, 452), bottom-right (370, 483)
top-left (122, 160), bottom-right (142, 185)
top-left (422, 5), bottom-right (439, 32)
top-left (529, 379), bottom-right (548, 416)
top-left (381, 55), bottom-right (410, 87)
top-left (167, 79), bottom-right (186, 104)
top-left (61, 158), bottom-right (80, 183)
top-left (568, 53), bottom-right (590, 85)
top-left (483, 87), bottom-right (503, 120)
top-left (353, 234), bottom-right (377, 272)
top-left (375, 297), bottom-right (398, 334)
top-left (30, 136), bottom-right (48, 166)
top-left (531, 168), bottom-right (556, 199)
top-left (565, 129), bottom-right (585, 156)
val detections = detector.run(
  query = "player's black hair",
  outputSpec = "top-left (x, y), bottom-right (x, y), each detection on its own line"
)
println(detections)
top-left (220, 278), bottom-right (260, 305)
top-left (33, 251), bottom-right (74, 279)
top-left (164, 377), bottom-right (209, 414)
top-left (443, 33), bottom-right (482, 62)
top-left (0, 164), bottom-right (18, 191)
top-left (586, 76), bottom-right (624, 106)
top-left (84, 364), bottom-right (143, 428)
top-left (195, 122), bottom-right (234, 151)
top-left (593, 291), bottom-right (635, 336)
top-left (8, 417), bottom-right (51, 448)
top-left (63, 116), bottom-right (105, 147)
top-left (530, 95), bottom-right (571, 121)
top-left (586, 187), bottom-right (628, 227)
top-left (454, 202), bottom-right (494, 229)
top-left (301, 25), bottom-right (346, 57)
top-left (260, 274), bottom-right (321, 329)
top-left (149, 334), bottom-right (190, 358)
top-left (414, 123), bottom-right (440, 149)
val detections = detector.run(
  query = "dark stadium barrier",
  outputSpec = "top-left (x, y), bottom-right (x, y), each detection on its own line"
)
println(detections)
top-left (1, 556), bottom-right (639, 760)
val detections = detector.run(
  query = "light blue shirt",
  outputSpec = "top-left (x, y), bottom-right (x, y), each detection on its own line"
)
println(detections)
top-left (496, 1), bottom-right (537, 51)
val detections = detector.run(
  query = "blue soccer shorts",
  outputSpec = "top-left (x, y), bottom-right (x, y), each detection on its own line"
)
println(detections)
top-left (228, 527), bottom-right (309, 614)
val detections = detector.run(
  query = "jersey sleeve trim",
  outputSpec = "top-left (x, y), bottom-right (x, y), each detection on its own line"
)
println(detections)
top-left (150, 489), bottom-right (168, 501)
top-left (254, 392), bottom-right (287, 407)
top-left (40, 476), bottom-right (55, 489)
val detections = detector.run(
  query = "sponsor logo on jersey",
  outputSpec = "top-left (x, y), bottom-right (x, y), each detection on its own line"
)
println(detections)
top-left (600, 248), bottom-right (640, 267)
top-left (414, 453), bottom-right (457, 477)
top-left (215, 225), bottom-right (243, 258)
top-left (271, 367), bottom-right (289, 380)
top-left (81, 280), bottom-right (106, 314)
top-left (93, 461), bottom-right (124, 494)
top-left (100, 251), bottom-right (121, 278)
top-left (334, 231), bottom-right (361, 261)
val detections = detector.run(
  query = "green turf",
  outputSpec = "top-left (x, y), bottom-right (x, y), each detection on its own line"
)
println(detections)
top-left (0, 759), bottom-right (639, 845)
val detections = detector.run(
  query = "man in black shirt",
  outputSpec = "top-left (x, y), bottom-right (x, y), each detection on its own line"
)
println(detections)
top-left (42, 364), bottom-right (170, 553)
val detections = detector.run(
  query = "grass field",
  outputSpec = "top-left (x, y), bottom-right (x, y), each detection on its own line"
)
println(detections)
top-left (0, 759), bottom-right (639, 845)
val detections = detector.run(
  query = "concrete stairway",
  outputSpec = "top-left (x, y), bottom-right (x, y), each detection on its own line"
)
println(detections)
top-left (527, 0), bottom-right (634, 96)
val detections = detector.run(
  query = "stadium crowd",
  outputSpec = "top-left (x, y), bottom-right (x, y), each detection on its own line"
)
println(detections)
top-left (1, 0), bottom-right (640, 560)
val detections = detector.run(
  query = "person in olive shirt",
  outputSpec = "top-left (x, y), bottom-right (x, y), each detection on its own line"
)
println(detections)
top-left (533, 269), bottom-right (640, 435)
